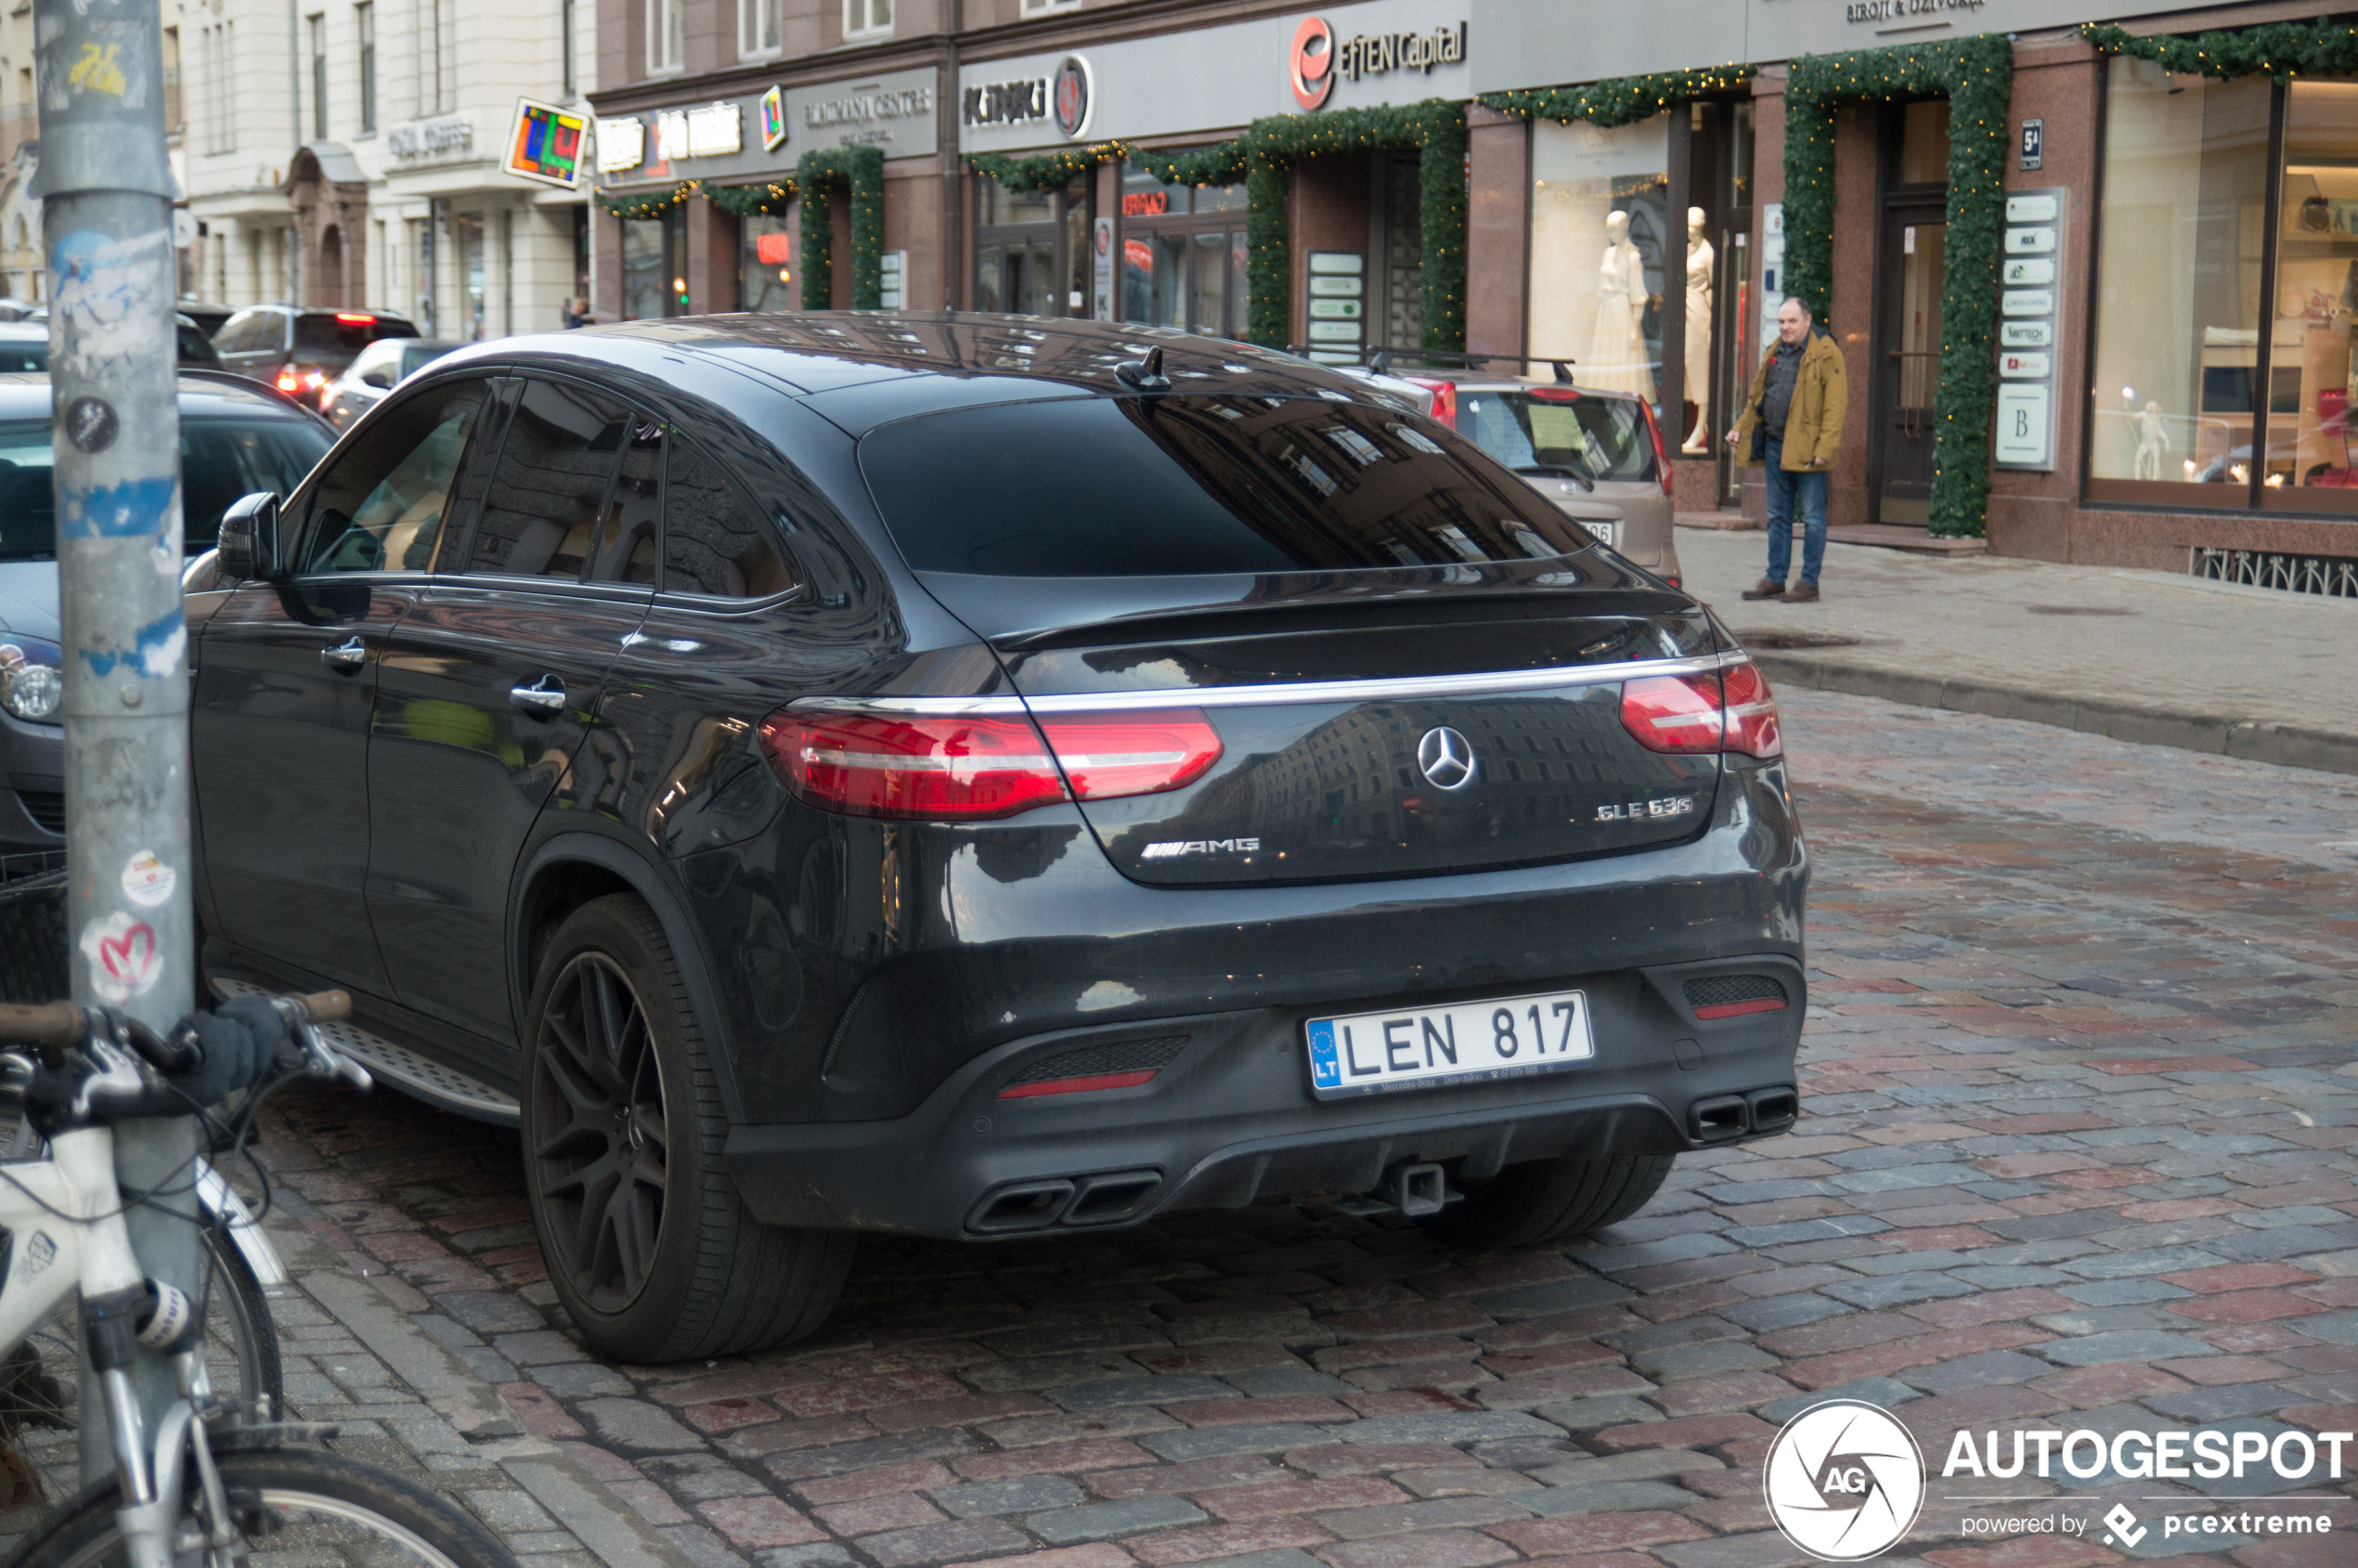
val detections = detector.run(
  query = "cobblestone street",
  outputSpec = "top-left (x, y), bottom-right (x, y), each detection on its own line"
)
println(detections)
top-left (243, 690), bottom-right (2358, 1568)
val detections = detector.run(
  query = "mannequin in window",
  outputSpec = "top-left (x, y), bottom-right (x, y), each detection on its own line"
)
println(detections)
top-left (1587, 210), bottom-right (1653, 398)
top-left (1682, 207), bottom-right (1713, 451)
top-left (2132, 400), bottom-right (2170, 481)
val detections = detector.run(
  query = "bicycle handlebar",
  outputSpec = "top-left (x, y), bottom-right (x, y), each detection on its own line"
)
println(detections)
top-left (0, 1001), bottom-right (85, 1048)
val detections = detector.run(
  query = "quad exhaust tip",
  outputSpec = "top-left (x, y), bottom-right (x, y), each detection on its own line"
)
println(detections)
top-left (967, 1169), bottom-right (1163, 1235)
top-left (1688, 1084), bottom-right (1800, 1142)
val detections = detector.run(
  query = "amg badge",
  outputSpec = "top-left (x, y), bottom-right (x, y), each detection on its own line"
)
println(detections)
top-left (1595, 796), bottom-right (1695, 823)
top-left (1141, 837), bottom-right (1261, 860)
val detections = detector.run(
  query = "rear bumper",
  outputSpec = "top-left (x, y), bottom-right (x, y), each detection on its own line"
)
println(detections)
top-left (722, 952), bottom-right (1803, 1238)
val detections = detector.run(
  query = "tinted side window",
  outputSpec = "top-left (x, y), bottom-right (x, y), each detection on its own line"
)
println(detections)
top-left (303, 380), bottom-right (490, 575)
top-left (182, 420), bottom-right (333, 548)
top-left (585, 419), bottom-right (661, 586)
top-left (663, 438), bottom-right (795, 599)
top-left (467, 378), bottom-right (630, 580)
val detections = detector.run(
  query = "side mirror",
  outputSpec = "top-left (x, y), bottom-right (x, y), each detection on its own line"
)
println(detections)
top-left (361, 367), bottom-right (393, 389)
top-left (216, 491), bottom-right (284, 582)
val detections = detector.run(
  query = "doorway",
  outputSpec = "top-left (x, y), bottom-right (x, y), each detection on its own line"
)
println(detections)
top-left (1868, 100), bottom-right (1951, 526)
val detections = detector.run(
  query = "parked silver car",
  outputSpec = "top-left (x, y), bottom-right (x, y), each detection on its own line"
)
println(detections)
top-left (1337, 355), bottom-right (1681, 586)
top-left (319, 337), bottom-right (464, 429)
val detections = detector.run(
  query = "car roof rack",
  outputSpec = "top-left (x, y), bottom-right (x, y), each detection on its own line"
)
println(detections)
top-left (1320, 346), bottom-right (1579, 383)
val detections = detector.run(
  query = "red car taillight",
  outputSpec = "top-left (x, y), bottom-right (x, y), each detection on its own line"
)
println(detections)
top-left (1619, 660), bottom-right (1782, 760)
top-left (1639, 395), bottom-right (1676, 498)
top-left (760, 707), bottom-right (1222, 821)
top-left (275, 370), bottom-right (299, 392)
top-left (1405, 377), bottom-right (1457, 429)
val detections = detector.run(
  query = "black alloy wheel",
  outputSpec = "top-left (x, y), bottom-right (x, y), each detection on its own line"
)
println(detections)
top-left (520, 894), bottom-right (854, 1361)
top-left (529, 952), bottom-right (669, 1314)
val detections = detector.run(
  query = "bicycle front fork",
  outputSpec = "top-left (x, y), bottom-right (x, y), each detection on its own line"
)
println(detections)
top-left (84, 1277), bottom-right (232, 1568)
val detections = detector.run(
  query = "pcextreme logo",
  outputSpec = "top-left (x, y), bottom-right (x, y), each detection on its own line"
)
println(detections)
top-left (1764, 1400), bottom-right (1926, 1562)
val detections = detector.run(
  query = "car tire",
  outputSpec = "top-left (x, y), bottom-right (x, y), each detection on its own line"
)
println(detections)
top-left (521, 893), bottom-right (853, 1361)
top-left (1418, 1152), bottom-right (1675, 1250)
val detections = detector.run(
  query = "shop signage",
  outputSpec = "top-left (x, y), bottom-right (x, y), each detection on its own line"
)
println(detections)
top-left (2019, 117), bottom-right (2043, 171)
top-left (1305, 251), bottom-right (1366, 363)
top-left (759, 86), bottom-right (787, 152)
top-left (963, 0), bottom-right (1468, 155)
top-left (807, 80), bottom-right (934, 146)
top-left (1122, 190), bottom-right (1169, 216)
top-left (687, 103), bottom-right (743, 158)
top-left (503, 97), bottom-right (587, 188)
top-left (386, 114), bottom-right (473, 161)
top-left (880, 251), bottom-right (906, 310)
top-left (1092, 217), bottom-right (1114, 321)
top-left (597, 117), bottom-right (645, 174)
top-left (1993, 188), bottom-right (2065, 472)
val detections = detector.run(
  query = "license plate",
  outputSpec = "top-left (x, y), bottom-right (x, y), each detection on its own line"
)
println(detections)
top-left (1583, 521), bottom-right (1617, 548)
top-left (1305, 989), bottom-right (1597, 1099)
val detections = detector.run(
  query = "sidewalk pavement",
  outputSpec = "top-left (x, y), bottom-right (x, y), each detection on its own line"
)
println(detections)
top-left (1678, 524), bottom-right (2358, 776)
top-left (0, 1205), bottom-right (697, 1568)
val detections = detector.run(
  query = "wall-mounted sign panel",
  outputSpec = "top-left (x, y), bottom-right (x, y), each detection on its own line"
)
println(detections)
top-left (597, 67), bottom-right (938, 189)
top-left (504, 98), bottom-right (589, 188)
top-left (1992, 188), bottom-right (2066, 471)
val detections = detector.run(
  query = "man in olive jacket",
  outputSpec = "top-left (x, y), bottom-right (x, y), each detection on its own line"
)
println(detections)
top-left (1728, 296), bottom-right (1846, 603)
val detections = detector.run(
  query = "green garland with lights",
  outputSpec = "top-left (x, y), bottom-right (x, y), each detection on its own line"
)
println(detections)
top-left (1783, 35), bottom-right (2011, 538)
top-left (963, 100), bottom-right (1463, 351)
top-left (2079, 18), bottom-right (2358, 79)
top-left (593, 182), bottom-right (696, 220)
top-left (703, 176), bottom-right (798, 218)
top-left (794, 147), bottom-right (886, 310)
top-left (1478, 65), bottom-right (1756, 129)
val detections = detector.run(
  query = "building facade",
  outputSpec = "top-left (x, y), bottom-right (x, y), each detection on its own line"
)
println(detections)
top-left (587, 0), bottom-right (2358, 580)
top-left (181, 0), bottom-right (593, 336)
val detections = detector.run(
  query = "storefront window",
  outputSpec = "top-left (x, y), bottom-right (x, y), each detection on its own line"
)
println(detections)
top-left (741, 213), bottom-right (791, 312)
top-left (2089, 59), bottom-right (2273, 507)
top-left (1118, 160), bottom-right (1247, 338)
top-left (621, 207), bottom-right (683, 321)
top-left (977, 175), bottom-right (1082, 317)
top-left (2263, 78), bottom-right (2358, 513)
top-left (1527, 116), bottom-right (1668, 409)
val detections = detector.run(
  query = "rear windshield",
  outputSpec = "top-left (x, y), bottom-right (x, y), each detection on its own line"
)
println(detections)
top-left (0, 415), bottom-right (331, 561)
top-left (293, 315), bottom-right (417, 355)
top-left (859, 395), bottom-right (1602, 577)
top-left (401, 344), bottom-right (458, 378)
top-left (1460, 389), bottom-right (1656, 484)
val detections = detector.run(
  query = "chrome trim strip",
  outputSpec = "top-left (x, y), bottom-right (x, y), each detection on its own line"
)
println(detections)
top-left (791, 650), bottom-right (1745, 717)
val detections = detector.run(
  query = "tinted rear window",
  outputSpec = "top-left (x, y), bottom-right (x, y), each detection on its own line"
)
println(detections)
top-left (294, 315), bottom-right (417, 354)
top-left (0, 340), bottom-right (45, 374)
top-left (0, 414), bottom-right (330, 561)
top-left (859, 395), bottom-right (1601, 577)
top-left (1460, 389), bottom-right (1656, 483)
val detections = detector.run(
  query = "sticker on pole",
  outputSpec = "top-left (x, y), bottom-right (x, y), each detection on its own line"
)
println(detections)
top-left (80, 911), bottom-right (162, 1004)
top-left (119, 849), bottom-right (175, 908)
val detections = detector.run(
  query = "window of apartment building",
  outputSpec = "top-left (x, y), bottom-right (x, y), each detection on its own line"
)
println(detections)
top-left (357, 4), bottom-right (375, 133)
top-left (741, 0), bottom-right (781, 58)
top-left (2088, 58), bottom-right (2358, 517)
top-left (843, 0), bottom-right (892, 42)
top-left (561, 0), bottom-right (577, 97)
top-left (308, 14), bottom-right (326, 140)
top-left (649, 0), bottom-right (684, 72)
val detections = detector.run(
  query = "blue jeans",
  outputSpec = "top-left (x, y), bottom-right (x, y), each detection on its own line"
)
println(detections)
top-left (1764, 436), bottom-right (1827, 587)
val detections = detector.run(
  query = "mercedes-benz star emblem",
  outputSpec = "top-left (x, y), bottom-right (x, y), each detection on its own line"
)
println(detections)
top-left (1417, 726), bottom-right (1477, 790)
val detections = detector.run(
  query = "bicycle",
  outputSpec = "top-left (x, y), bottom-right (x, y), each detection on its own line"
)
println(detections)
top-left (0, 991), bottom-right (516, 1568)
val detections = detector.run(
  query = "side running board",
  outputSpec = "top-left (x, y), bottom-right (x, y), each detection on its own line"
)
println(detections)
top-left (211, 978), bottom-right (520, 1127)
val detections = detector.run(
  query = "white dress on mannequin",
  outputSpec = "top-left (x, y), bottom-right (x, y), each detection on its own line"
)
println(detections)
top-left (1587, 211), bottom-right (1654, 397)
top-left (1683, 208), bottom-right (1713, 451)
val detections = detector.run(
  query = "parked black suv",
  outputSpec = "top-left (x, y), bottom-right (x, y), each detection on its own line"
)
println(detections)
top-left (214, 305), bottom-right (418, 408)
top-left (189, 315), bottom-right (1807, 1362)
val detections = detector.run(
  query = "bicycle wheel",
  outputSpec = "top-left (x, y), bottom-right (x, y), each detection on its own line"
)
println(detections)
top-left (14, 1446), bottom-right (516, 1568)
top-left (6, 1226), bottom-right (282, 1439)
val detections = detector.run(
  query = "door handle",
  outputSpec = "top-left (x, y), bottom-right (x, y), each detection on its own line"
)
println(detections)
top-left (318, 636), bottom-right (366, 673)
top-left (511, 675), bottom-right (567, 718)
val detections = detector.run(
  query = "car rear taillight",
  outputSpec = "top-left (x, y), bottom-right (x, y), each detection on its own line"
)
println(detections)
top-left (275, 370), bottom-right (299, 392)
top-left (1639, 395), bottom-right (1676, 498)
top-left (761, 707), bottom-right (1222, 821)
top-left (1405, 377), bottom-right (1457, 429)
top-left (1620, 660), bottom-right (1782, 760)
top-left (335, 311), bottom-right (377, 325)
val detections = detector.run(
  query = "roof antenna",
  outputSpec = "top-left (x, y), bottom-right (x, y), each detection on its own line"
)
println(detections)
top-left (1115, 345), bottom-right (1171, 393)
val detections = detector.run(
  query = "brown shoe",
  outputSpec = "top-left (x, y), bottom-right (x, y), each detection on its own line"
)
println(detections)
top-left (1781, 581), bottom-right (1820, 603)
top-left (1741, 577), bottom-right (1786, 601)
